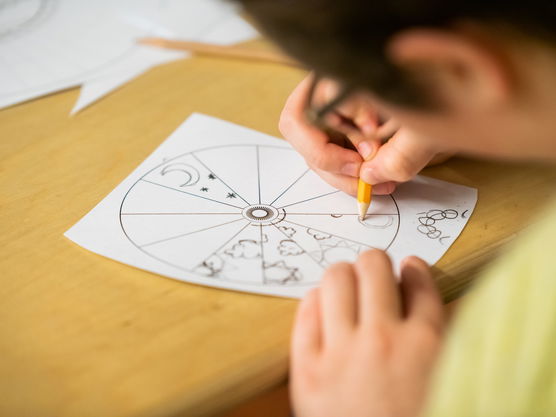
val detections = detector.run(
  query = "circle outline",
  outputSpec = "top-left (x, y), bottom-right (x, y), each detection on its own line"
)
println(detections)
top-left (119, 144), bottom-right (401, 287)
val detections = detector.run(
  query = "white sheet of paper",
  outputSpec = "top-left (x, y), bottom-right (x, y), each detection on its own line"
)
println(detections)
top-left (71, 1), bottom-right (258, 114)
top-left (70, 46), bottom-right (186, 115)
top-left (65, 114), bottom-right (478, 298)
top-left (0, 0), bottom-right (150, 108)
top-left (0, 0), bottom-right (257, 111)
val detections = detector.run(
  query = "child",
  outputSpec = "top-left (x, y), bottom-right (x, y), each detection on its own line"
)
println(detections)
top-left (235, 1), bottom-right (556, 416)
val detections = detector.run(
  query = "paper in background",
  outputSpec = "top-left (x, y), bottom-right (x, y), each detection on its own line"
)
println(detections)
top-left (0, 0), bottom-right (258, 114)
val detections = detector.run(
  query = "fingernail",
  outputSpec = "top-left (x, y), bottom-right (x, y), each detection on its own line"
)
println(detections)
top-left (361, 165), bottom-right (379, 184)
top-left (401, 256), bottom-right (422, 271)
top-left (341, 162), bottom-right (360, 177)
top-left (357, 141), bottom-right (375, 160)
top-left (401, 256), bottom-right (412, 269)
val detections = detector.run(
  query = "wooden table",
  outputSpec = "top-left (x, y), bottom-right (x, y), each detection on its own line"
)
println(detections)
top-left (2, 40), bottom-right (556, 417)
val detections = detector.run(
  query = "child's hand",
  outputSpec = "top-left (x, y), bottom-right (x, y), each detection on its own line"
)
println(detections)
top-left (291, 250), bottom-right (444, 417)
top-left (280, 75), bottom-right (450, 195)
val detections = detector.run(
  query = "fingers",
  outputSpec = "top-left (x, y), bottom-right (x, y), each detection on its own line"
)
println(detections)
top-left (372, 181), bottom-right (398, 195)
top-left (375, 118), bottom-right (401, 140)
top-left (313, 168), bottom-right (397, 197)
top-left (297, 254), bottom-right (441, 367)
top-left (282, 76), bottom-right (440, 190)
top-left (360, 129), bottom-right (436, 185)
top-left (280, 76), bottom-right (362, 177)
top-left (320, 262), bottom-right (358, 345)
top-left (352, 137), bottom-right (379, 161)
top-left (428, 151), bottom-right (454, 166)
top-left (292, 288), bottom-right (322, 360)
top-left (354, 250), bottom-right (401, 325)
top-left (313, 168), bottom-right (358, 196)
top-left (311, 79), bottom-right (379, 138)
top-left (400, 257), bottom-right (444, 331)
top-left (328, 100), bottom-right (379, 137)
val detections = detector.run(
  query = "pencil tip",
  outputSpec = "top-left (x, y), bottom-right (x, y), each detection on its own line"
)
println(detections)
top-left (358, 202), bottom-right (370, 222)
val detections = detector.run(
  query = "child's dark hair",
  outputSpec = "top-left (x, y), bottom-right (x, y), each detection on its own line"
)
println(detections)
top-left (235, 0), bottom-right (556, 107)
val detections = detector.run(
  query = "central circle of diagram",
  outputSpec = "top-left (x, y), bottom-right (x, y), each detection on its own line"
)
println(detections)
top-left (251, 209), bottom-right (268, 218)
top-left (242, 204), bottom-right (284, 225)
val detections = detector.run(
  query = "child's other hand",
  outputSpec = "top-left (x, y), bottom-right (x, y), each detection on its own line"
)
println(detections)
top-left (291, 250), bottom-right (444, 417)
top-left (280, 75), bottom-right (450, 196)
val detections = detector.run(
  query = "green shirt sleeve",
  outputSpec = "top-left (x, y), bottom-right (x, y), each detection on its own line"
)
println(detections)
top-left (423, 203), bottom-right (556, 417)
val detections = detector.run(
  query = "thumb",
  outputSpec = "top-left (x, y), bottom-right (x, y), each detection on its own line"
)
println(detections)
top-left (359, 130), bottom-right (435, 184)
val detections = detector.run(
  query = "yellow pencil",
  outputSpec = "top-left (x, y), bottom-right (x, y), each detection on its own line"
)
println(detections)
top-left (138, 38), bottom-right (299, 67)
top-left (355, 120), bottom-right (400, 220)
top-left (357, 179), bottom-right (372, 220)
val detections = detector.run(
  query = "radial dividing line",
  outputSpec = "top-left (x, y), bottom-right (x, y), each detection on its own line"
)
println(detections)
top-left (191, 152), bottom-right (250, 205)
top-left (141, 179), bottom-right (244, 209)
top-left (283, 219), bottom-right (377, 250)
top-left (121, 212), bottom-right (241, 215)
top-left (256, 146), bottom-right (262, 205)
top-left (277, 190), bottom-right (340, 210)
top-left (141, 218), bottom-right (245, 248)
top-left (198, 221), bottom-right (251, 267)
top-left (287, 213), bottom-right (398, 216)
top-left (271, 223), bottom-right (325, 270)
top-left (269, 169), bottom-right (309, 206)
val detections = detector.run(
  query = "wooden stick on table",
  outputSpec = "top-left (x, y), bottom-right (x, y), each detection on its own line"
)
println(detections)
top-left (138, 38), bottom-right (300, 67)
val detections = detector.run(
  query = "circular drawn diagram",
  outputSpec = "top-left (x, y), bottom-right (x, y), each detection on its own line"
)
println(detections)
top-left (120, 145), bottom-right (400, 287)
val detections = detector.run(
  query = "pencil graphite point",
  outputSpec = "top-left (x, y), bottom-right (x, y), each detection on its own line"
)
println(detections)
top-left (358, 201), bottom-right (370, 221)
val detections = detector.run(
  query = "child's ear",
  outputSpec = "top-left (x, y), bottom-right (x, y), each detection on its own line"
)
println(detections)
top-left (386, 28), bottom-right (513, 111)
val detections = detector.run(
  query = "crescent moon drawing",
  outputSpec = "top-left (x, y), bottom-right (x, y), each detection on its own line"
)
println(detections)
top-left (160, 163), bottom-right (200, 187)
